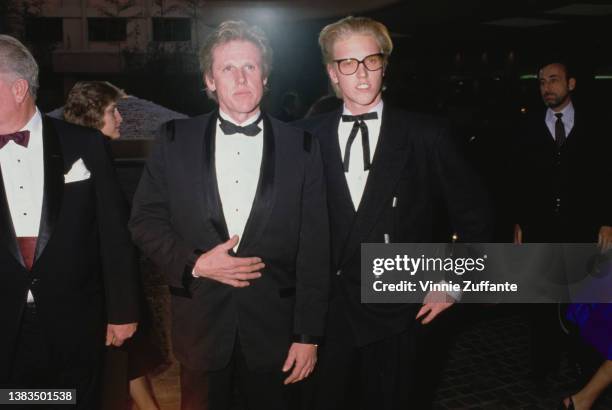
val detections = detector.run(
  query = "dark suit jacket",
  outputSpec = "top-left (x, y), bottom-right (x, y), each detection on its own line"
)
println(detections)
top-left (129, 112), bottom-right (329, 372)
top-left (0, 116), bottom-right (140, 382)
top-left (513, 108), bottom-right (612, 242)
top-left (296, 105), bottom-right (491, 346)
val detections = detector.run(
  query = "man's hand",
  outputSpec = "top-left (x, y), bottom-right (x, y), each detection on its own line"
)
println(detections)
top-left (193, 235), bottom-right (265, 287)
top-left (416, 291), bottom-right (455, 325)
top-left (106, 323), bottom-right (137, 347)
top-left (282, 343), bottom-right (317, 384)
top-left (514, 224), bottom-right (522, 244)
top-left (598, 226), bottom-right (612, 252)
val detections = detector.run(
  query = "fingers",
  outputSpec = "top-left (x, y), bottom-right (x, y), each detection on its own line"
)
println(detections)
top-left (297, 358), bottom-right (315, 381)
top-left (221, 235), bottom-right (240, 251)
top-left (282, 350), bottom-right (295, 373)
top-left (420, 309), bottom-right (438, 325)
top-left (231, 261), bottom-right (265, 273)
top-left (105, 326), bottom-right (113, 346)
top-left (415, 305), bottom-right (429, 320)
top-left (284, 356), bottom-right (315, 384)
top-left (106, 324), bottom-right (137, 347)
top-left (416, 303), bottom-right (438, 324)
top-left (284, 361), bottom-right (304, 384)
top-left (217, 278), bottom-right (252, 288)
top-left (212, 271), bottom-right (262, 287)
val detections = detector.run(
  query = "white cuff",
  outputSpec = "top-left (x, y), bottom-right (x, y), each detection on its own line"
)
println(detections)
top-left (439, 280), bottom-right (462, 302)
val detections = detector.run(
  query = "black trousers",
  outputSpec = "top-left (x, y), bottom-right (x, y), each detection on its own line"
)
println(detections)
top-left (528, 303), bottom-right (567, 378)
top-left (7, 304), bottom-right (102, 410)
top-left (180, 337), bottom-right (291, 410)
top-left (302, 296), bottom-right (417, 410)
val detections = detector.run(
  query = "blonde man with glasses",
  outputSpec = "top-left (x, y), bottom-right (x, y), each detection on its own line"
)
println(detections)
top-left (295, 16), bottom-right (492, 410)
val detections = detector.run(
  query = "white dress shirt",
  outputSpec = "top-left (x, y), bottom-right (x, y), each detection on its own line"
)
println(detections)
top-left (0, 108), bottom-right (44, 303)
top-left (215, 110), bottom-right (263, 248)
top-left (545, 101), bottom-right (575, 141)
top-left (338, 101), bottom-right (383, 210)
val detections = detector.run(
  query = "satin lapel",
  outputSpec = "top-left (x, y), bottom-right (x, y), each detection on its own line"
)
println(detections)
top-left (0, 166), bottom-right (24, 267)
top-left (202, 111), bottom-right (230, 242)
top-left (33, 116), bottom-right (64, 264)
top-left (340, 106), bottom-right (411, 267)
top-left (319, 110), bottom-right (356, 267)
top-left (237, 114), bottom-right (276, 255)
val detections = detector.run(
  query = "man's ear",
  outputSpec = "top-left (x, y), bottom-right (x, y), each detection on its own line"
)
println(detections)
top-left (568, 77), bottom-right (576, 91)
top-left (12, 79), bottom-right (30, 103)
top-left (326, 64), bottom-right (339, 85)
top-left (204, 74), bottom-right (216, 92)
top-left (263, 77), bottom-right (268, 86)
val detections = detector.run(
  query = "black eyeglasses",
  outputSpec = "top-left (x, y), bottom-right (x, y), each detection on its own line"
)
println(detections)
top-left (333, 53), bottom-right (385, 75)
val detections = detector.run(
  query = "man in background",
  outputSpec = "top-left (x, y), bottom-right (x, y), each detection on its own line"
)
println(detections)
top-left (513, 60), bottom-right (612, 382)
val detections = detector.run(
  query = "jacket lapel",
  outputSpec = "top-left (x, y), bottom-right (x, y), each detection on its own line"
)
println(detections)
top-left (33, 116), bottom-right (64, 265)
top-left (319, 110), bottom-right (357, 267)
top-left (202, 112), bottom-right (230, 243)
top-left (237, 114), bottom-right (276, 255)
top-left (0, 167), bottom-right (24, 267)
top-left (340, 105), bottom-right (411, 267)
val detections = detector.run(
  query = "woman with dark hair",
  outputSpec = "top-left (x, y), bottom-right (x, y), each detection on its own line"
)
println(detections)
top-left (64, 81), bottom-right (163, 410)
top-left (64, 81), bottom-right (126, 140)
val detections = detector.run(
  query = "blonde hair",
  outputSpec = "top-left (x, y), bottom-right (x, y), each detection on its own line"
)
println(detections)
top-left (318, 16), bottom-right (392, 97)
top-left (318, 16), bottom-right (393, 65)
top-left (199, 20), bottom-right (272, 101)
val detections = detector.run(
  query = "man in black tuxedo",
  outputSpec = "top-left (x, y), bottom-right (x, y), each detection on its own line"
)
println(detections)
top-left (513, 61), bottom-right (612, 380)
top-left (0, 35), bottom-right (139, 408)
top-left (129, 21), bottom-right (329, 410)
top-left (295, 17), bottom-right (491, 410)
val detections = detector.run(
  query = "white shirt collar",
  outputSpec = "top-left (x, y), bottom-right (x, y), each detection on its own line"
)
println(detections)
top-left (546, 100), bottom-right (574, 122)
top-left (342, 100), bottom-right (384, 118)
top-left (219, 109), bottom-right (261, 126)
top-left (19, 107), bottom-right (42, 133)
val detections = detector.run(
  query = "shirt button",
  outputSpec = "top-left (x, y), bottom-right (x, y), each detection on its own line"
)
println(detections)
top-left (336, 269), bottom-right (342, 276)
top-left (19, 186), bottom-right (23, 189)
top-left (235, 180), bottom-right (239, 183)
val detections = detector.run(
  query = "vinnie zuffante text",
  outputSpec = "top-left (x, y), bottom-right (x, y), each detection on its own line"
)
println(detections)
top-left (370, 255), bottom-right (518, 293)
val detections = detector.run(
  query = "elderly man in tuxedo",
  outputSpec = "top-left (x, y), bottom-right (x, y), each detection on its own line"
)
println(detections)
top-left (295, 17), bottom-right (491, 410)
top-left (0, 35), bottom-right (139, 408)
top-left (129, 20), bottom-right (329, 410)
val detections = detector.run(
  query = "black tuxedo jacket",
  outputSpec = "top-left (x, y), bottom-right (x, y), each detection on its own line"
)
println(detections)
top-left (0, 116), bottom-right (139, 382)
top-left (129, 112), bottom-right (329, 372)
top-left (513, 109), bottom-right (612, 242)
top-left (296, 105), bottom-right (491, 346)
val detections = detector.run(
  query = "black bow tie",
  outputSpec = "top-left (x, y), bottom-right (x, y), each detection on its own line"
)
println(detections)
top-left (219, 114), bottom-right (263, 137)
top-left (0, 130), bottom-right (30, 149)
top-left (341, 112), bottom-right (378, 172)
